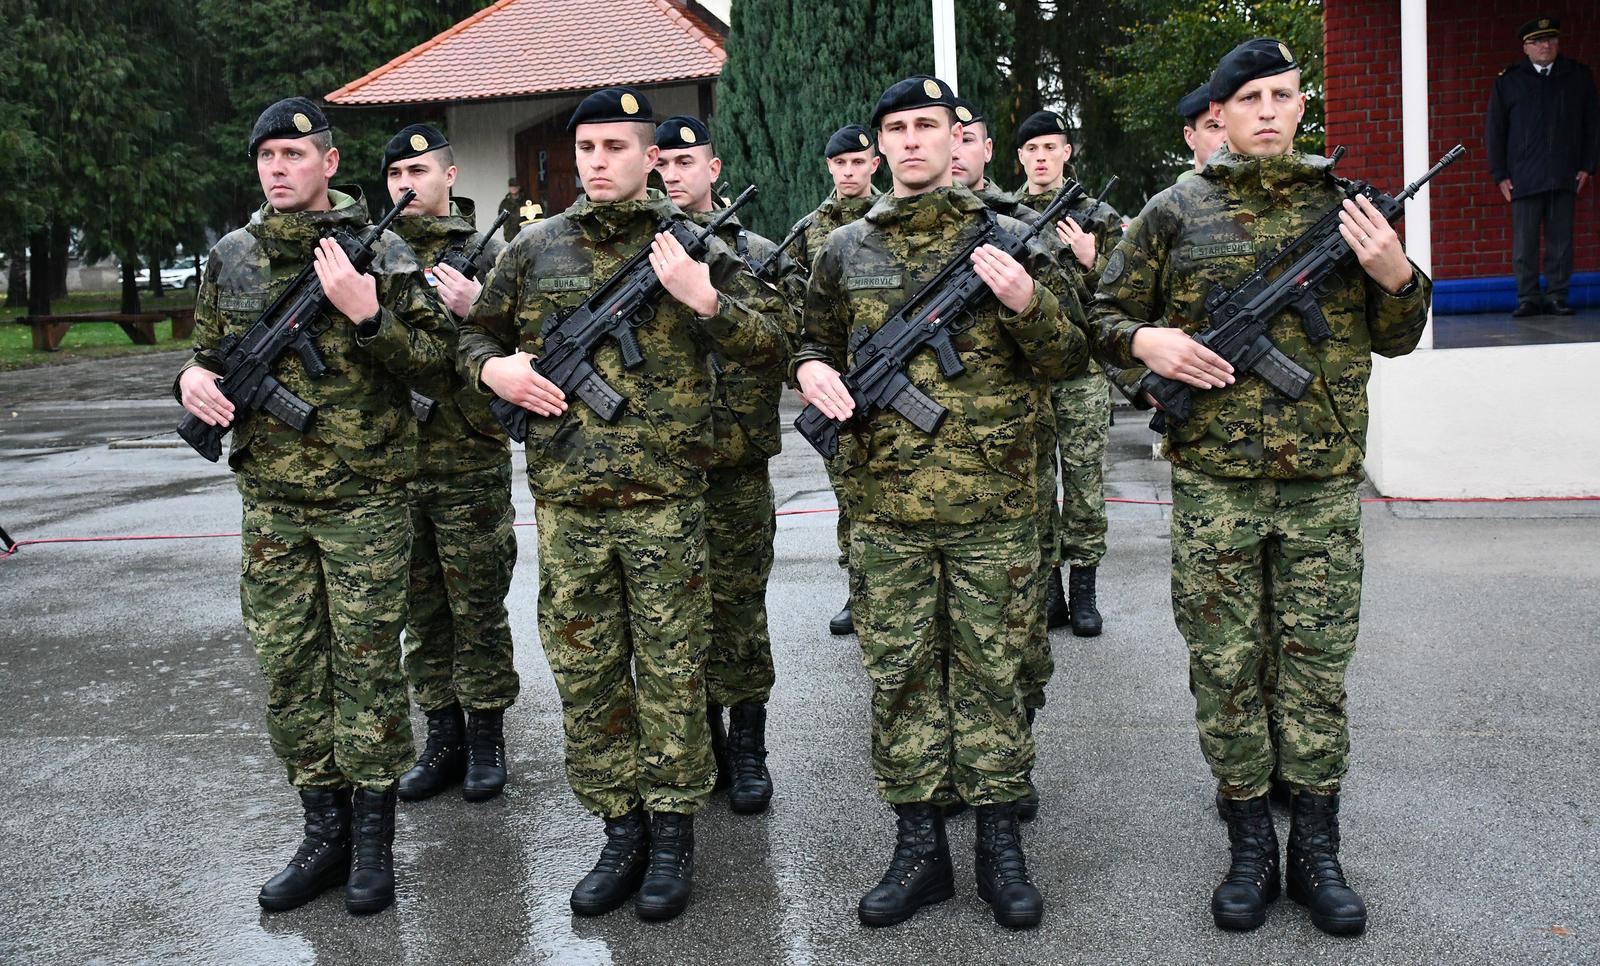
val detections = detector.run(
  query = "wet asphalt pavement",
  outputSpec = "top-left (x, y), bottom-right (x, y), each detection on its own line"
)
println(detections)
top-left (1, 352), bottom-right (1597, 965)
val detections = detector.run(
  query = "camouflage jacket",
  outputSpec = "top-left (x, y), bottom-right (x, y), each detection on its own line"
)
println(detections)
top-left (793, 184), bottom-right (1089, 526)
top-left (791, 191), bottom-right (878, 274)
top-left (972, 181), bottom-right (1039, 224)
top-left (1015, 186), bottom-right (1124, 284)
top-left (695, 206), bottom-right (803, 468)
top-left (175, 186), bottom-right (452, 494)
top-left (457, 188), bottom-right (786, 507)
top-left (392, 197), bottom-right (510, 477)
top-left (1090, 148), bottom-right (1432, 481)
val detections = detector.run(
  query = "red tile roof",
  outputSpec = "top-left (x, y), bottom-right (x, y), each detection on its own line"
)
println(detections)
top-left (326, 0), bottom-right (725, 106)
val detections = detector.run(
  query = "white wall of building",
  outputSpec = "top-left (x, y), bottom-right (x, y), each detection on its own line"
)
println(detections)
top-left (445, 84), bottom-right (709, 231)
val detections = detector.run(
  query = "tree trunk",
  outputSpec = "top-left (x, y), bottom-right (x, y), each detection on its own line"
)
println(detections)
top-left (120, 258), bottom-right (142, 314)
top-left (49, 221), bottom-right (69, 299)
top-left (5, 251), bottom-right (26, 308)
top-left (149, 247), bottom-right (165, 296)
top-left (27, 229), bottom-right (50, 316)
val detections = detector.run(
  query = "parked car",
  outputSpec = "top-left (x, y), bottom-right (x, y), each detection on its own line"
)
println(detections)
top-left (134, 259), bottom-right (204, 289)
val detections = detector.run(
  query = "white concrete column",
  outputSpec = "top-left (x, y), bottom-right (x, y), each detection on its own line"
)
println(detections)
top-left (932, 0), bottom-right (959, 93)
top-left (1399, 0), bottom-right (1433, 349)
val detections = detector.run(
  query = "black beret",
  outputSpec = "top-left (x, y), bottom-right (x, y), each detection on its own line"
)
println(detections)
top-left (248, 96), bottom-right (329, 158)
top-left (655, 115), bottom-right (713, 151)
top-left (567, 86), bottom-right (653, 132)
top-left (1519, 17), bottom-right (1559, 42)
top-left (1176, 84), bottom-right (1213, 123)
top-left (1209, 37), bottom-right (1299, 103)
top-left (825, 124), bottom-right (874, 158)
top-left (381, 124), bottom-right (449, 171)
top-left (950, 97), bottom-right (984, 127)
top-left (870, 75), bottom-right (955, 128)
top-left (1014, 110), bottom-right (1068, 145)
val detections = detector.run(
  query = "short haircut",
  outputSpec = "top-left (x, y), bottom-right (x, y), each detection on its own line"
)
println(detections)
top-left (309, 130), bottom-right (334, 154)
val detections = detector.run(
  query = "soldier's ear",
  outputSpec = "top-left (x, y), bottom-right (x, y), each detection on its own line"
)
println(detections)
top-left (324, 146), bottom-right (340, 180)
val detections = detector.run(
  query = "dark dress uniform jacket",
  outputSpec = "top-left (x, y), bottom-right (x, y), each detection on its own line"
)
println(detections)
top-left (1486, 55), bottom-right (1600, 198)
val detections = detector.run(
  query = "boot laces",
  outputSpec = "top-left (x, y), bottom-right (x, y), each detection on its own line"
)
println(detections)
top-left (1224, 806), bottom-right (1277, 885)
top-left (1293, 816), bottom-right (1347, 885)
top-left (419, 710), bottom-right (462, 766)
top-left (351, 802), bottom-right (393, 872)
top-left (1068, 568), bottom-right (1097, 606)
top-left (982, 814), bottom-right (1031, 885)
top-left (881, 813), bottom-right (938, 886)
top-left (592, 817), bottom-right (645, 875)
top-left (290, 801), bottom-right (346, 870)
top-left (647, 818), bottom-right (692, 879)
top-left (468, 716), bottom-right (505, 768)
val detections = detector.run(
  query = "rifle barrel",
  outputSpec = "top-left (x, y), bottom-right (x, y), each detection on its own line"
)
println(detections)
top-left (1394, 145), bottom-right (1465, 203)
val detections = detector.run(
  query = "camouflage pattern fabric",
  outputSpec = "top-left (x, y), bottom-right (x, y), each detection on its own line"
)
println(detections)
top-left (458, 188), bottom-right (786, 508)
top-left (1089, 148), bottom-right (1432, 480)
top-left (1090, 148), bottom-right (1431, 799)
top-left (403, 462), bottom-right (519, 713)
top-left (1050, 372), bottom-right (1110, 568)
top-left (793, 184), bottom-right (1088, 527)
top-left (535, 498), bottom-right (715, 817)
top-left (704, 464), bottom-right (777, 706)
top-left (175, 186), bottom-right (454, 490)
top-left (1015, 187), bottom-right (1124, 287)
top-left (1018, 409), bottom-right (1057, 710)
top-left (791, 190), bottom-right (877, 569)
top-left (1170, 466), bottom-right (1362, 797)
top-left (796, 184), bottom-right (1086, 806)
top-left (850, 516), bottom-right (1040, 805)
top-left (392, 201), bottom-right (520, 716)
top-left (239, 478), bottom-right (415, 791)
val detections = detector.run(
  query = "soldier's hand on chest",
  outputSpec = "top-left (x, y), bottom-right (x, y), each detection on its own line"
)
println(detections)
top-left (481, 351), bottom-right (568, 417)
top-left (1338, 194), bottom-right (1412, 294)
top-left (969, 244), bottom-right (1036, 313)
top-left (649, 230), bottom-right (719, 317)
top-left (433, 261), bottom-right (482, 318)
top-left (313, 238), bottom-right (380, 324)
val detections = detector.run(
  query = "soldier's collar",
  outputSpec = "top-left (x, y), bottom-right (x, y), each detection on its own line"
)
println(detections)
top-left (1202, 148), bottom-right (1334, 191)
top-left (865, 184), bottom-right (983, 224)
top-left (392, 199), bottom-right (477, 244)
top-left (569, 187), bottom-right (674, 242)
top-left (247, 185), bottom-right (369, 254)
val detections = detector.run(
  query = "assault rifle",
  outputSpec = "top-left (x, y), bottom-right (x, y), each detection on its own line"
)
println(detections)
top-left (1065, 176), bottom-right (1119, 229)
top-left (793, 180), bottom-right (1086, 459)
top-left (751, 215), bottom-right (813, 281)
top-left (411, 207), bottom-right (514, 424)
top-left (177, 189), bottom-right (415, 462)
top-left (1139, 144), bottom-right (1464, 435)
top-left (490, 185), bottom-right (759, 443)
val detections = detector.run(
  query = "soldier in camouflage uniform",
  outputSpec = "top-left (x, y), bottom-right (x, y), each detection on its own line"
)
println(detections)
top-left (1015, 109), bottom-right (1121, 640)
top-left (1090, 40), bottom-right (1431, 937)
top-left (377, 125), bottom-right (521, 806)
top-left (795, 76), bottom-right (1087, 931)
top-left (789, 123), bottom-right (882, 637)
top-left (459, 88), bottom-right (784, 923)
top-left (1179, 83), bottom-right (1230, 179)
top-left (655, 115), bottom-right (802, 816)
top-left (175, 98), bottom-right (453, 916)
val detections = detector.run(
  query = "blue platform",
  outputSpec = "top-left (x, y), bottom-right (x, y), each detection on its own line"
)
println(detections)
top-left (1432, 272), bottom-right (1600, 314)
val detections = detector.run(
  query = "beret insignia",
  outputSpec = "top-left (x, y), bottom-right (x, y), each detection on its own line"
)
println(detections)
top-left (409, 134), bottom-right (428, 151)
top-left (621, 93), bottom-right (640, 115)
top-left (292, 113), bottom-right (312, 133)
top-left (923, 78), bottom-right (942, 98)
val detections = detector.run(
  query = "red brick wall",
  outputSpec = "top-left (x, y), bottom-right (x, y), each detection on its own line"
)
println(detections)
top-left (1325, 2), bottom-right (1599, 281)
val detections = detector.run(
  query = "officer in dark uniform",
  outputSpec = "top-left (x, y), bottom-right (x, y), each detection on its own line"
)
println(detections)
top-left (1486, 16), bottom-right (1599, 316)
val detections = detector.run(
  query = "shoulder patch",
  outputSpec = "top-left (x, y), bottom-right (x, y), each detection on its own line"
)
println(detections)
top-left (1101, 249), bottom-right (1126, 285)
top-left (846, 273), bottom-right (903, 291)
top-left (536, 274), bottom-right (592, 293)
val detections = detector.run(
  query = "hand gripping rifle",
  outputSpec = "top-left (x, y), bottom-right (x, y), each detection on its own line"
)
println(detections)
top-left (490, 185), bottom-right (759, 443)
top-left (410, 207), bottom-right (514, 424)
top-left (1065, 176), bottom-right (1119, 229)
top-left (793, 180), bottom-right (1086, 459)
top-left (177, 189), bottom-right (416, 462)
top-left (1139, 144), bottom-right (1464, 434)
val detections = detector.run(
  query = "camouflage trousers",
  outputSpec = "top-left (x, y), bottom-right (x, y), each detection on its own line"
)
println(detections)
top-left (534, 497), bottom-right (715, 818)
top-left (1170, 466), bottom-right (1363, 798)
top-left (1050, 370), bottom-right (1110, 568)
top-left (827, 455), bottom-right (856, 571)
top-left (1019, 412), bottom-right (1059, 710)
top-left (851, 515), bottom-right (1038, 806)
top-left (239, 479), bottom-right (414, 791)
top-left (404, 461), bottom-right (520, 714)
top-left (705, 463), bottom-right (776, 706)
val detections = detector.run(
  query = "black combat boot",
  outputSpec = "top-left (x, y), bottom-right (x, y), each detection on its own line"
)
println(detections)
top-left (975, 803), bottom-right (1044, 929)
top-left (258, 787), bottom-right (351, 911)
top-left (1067, 566), bottom-right (1103, 637)
top-left (1549, 298), bottom-right (1575, 316)
top-left (397, 703), bottom-right (466, 801)
top-left (707, 702), bottom-right (731, 791)
top-left (1287, 792), bottom-right (1367, 935)
top-left (462, 709), bottom-right (508, 801)
top-left (1044, 567), bottom-right (1070, 630)
top-left (570, 807), bottom-right (650, 916)
top-left (830, 598), bottom-right (855, 635)
top-left (858, 803), bottom-right (955, 927)
top-left (345, 786), bottom-right (398, 915)
top-left (727, 702), bottom-right (774, 814)
top-left (635, 812), bottom-right (695, 921)
top-left (1212, 794), bottom-right (1280, 930)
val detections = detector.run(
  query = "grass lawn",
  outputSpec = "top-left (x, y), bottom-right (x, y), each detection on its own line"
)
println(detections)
top-left (1, 290), bottom-right (198, 371)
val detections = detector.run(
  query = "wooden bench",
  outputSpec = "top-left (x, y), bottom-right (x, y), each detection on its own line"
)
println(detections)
top-left (167, 307), bottom-right (196, 341)
top-left (15, 311), bottom-right (168, 351)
